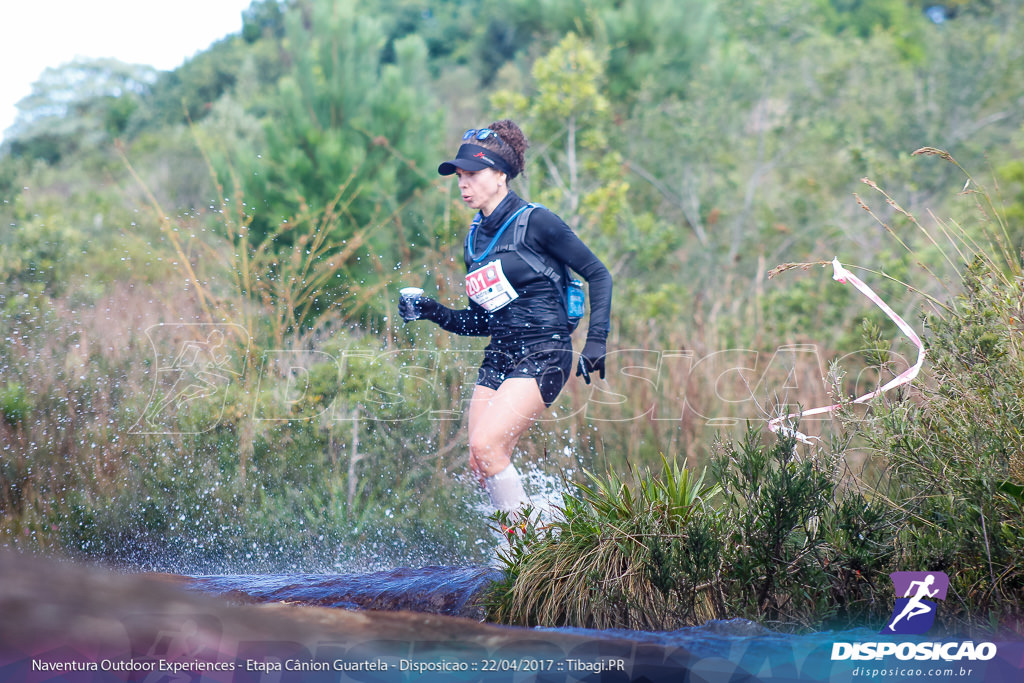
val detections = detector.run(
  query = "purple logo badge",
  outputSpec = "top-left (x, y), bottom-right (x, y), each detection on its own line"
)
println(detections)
top-left (881, 571), bottom-right (949, 635)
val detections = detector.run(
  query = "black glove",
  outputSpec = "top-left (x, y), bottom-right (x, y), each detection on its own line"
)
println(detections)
top-left (576, 338), bottom-right (607, 384)
top-left (398, 295), bottom-right (441, 323)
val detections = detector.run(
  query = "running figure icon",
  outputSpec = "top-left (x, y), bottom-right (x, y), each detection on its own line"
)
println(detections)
top-left (882, 571), bottom-right (949, 635)
top-left (132, 323), bottom-right (249, 434)
top-left (887, 574), bottom-right (938, 631)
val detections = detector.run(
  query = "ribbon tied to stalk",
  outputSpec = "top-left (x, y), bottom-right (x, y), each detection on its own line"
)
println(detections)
top-left (767, 258), bottom-right (926, 443)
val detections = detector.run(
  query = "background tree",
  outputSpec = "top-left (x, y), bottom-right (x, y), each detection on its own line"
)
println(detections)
top-left (3, 58), bottom-right (158, 163)
top-left (228, 0), bottom-right (442, 240)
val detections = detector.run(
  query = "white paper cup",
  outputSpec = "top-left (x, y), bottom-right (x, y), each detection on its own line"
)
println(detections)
top-left (399, 287), bottom-right (424, 320)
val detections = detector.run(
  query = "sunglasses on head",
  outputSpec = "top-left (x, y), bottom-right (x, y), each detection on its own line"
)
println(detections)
top-left (463, 128), bottom-right (501, 142)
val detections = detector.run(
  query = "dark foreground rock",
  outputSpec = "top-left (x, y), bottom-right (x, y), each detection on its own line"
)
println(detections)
top-left (0, 549), bottom-right (691, 682)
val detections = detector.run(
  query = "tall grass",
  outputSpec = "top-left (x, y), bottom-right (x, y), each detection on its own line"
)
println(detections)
top-left (845, 149), bottom-right (1024, 634)
top-left (486, 457), bottom-right (721, 630)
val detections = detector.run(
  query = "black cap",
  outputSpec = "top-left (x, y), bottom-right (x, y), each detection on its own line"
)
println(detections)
top-left (438, 143), bottom-right (515, 177)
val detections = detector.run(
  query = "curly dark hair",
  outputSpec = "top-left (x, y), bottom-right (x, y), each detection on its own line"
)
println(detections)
top-left (480, 119), bottom-right (528, 178)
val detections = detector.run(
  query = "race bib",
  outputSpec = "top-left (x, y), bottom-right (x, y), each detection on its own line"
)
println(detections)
top-left (465, 259), bottom-right (518, 312)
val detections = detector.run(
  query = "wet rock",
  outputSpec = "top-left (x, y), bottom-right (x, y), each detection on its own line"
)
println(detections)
top-left (0, 549), bottom-right (667, 680)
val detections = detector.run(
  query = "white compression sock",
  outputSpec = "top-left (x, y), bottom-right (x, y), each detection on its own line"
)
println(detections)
top-left (484, 463), bottom-right (530, 514)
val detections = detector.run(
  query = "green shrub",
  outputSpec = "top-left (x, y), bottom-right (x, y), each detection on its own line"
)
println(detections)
top-left (487, 427), bottom-right (909, 632)
top-left (0, 382), bottom-right (30, 427)
top-left (856, 257), bottom-right (1024, 634)
top-left (712, 428), bottom-right (842, 628)
top-left (486, 458), bottom-right (723, 630)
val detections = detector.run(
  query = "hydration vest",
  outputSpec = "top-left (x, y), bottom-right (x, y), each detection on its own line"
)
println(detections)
top-left (464, 203), bottom-right (584, 333)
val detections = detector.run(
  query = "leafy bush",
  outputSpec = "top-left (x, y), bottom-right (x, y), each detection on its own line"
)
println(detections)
top-left (712, 429), bottom-right (843, 628)
top-left (486, 425), bottom-right (941, 632)
top-left (487, 430), bottom-right (906, 631)
top-left (714, 427), bottom-right (900, 630)
top-left (0, 383), bottom-right (30, 427)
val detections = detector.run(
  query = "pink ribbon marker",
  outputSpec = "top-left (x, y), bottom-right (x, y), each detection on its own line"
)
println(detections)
top-left (768, 258), bottom-right (926, 443)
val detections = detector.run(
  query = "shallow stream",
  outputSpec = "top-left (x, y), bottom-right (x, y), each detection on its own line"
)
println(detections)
top-left (182, 565), bottom-right (1022, 682)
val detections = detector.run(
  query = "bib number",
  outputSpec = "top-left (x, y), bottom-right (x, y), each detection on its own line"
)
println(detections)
top-left (465, 259), bottom-right (518, 312)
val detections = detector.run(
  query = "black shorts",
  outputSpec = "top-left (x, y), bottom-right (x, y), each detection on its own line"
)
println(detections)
top-left (476, 338), bottom-right (574, 406)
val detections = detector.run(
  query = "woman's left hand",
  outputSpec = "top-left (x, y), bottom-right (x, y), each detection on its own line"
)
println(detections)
top-left (576, 338), bottom-right (606, 383)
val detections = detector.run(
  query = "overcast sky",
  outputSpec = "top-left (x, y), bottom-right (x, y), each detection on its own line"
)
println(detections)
top-left (2, 0), bottom-right (254, 142)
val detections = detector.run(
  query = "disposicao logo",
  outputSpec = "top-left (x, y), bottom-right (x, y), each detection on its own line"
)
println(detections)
top-left (831, 571), bottom-right (998, 663)
top-left (882, 571), bottom-right (949, 635)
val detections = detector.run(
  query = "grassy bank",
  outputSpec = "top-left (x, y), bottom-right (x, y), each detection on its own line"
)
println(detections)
top-left (488, 408), bottom-right (1023, 636)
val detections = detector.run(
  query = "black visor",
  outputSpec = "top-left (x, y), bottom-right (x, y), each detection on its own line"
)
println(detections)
top-left (438, 144), bottom-right (515, 177)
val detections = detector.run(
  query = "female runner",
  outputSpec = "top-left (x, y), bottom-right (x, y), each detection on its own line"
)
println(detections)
top-left (400, 119), bottom-right (612, 526)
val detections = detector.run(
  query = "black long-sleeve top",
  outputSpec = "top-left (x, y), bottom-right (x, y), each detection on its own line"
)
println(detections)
top-left (430, 191), bottom-right (612, 347)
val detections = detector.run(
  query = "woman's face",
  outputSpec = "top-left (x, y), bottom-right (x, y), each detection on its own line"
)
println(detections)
top-left (455, 167), bottom-right (507, 216)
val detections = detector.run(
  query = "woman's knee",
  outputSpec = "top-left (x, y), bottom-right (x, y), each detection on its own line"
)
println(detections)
top-left (468, 428), bottom-right (511, 474)
top-left (468, 427), bottom-right (499, 459)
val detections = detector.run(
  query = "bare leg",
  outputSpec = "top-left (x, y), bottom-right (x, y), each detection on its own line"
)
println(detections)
top-left (466, 377), bottom-right (547, 481)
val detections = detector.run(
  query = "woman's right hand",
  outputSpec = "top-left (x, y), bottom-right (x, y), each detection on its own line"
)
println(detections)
top-left (399, 295), bottom-right (440, 322)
